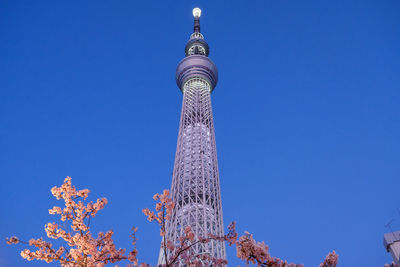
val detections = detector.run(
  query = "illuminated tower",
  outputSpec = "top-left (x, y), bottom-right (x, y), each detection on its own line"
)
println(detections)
top-left (159, 7), bottom-right (226, 265)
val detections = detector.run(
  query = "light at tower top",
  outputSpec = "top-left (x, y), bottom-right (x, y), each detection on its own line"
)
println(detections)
top-left (192, 7), bottom-right (201, 18)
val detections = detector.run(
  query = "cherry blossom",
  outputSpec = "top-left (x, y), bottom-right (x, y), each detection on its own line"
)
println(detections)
top-left (7, 179), bottom-right (339, 267)
top-left (319, 251), bottom-right (338, 267)
top-left (7, 177), bottom-right (141, 267)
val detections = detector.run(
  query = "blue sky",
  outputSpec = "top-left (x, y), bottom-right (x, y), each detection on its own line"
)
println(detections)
top-left (1, 1), bottom-right (399, 266)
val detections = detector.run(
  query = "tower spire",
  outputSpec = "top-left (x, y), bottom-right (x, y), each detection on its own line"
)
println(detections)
top-left (184, 8), bottom-right (210, 58)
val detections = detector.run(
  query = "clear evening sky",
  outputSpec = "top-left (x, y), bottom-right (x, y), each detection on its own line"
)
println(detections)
top-left (1, 1), bottom-right (399, 266)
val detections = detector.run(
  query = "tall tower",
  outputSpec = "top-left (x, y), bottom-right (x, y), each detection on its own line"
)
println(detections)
top-left (159, 7), bottom-right (226, 265)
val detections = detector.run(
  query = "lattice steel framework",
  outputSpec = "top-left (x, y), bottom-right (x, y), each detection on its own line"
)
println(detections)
top-left (158, 8), bottom-right (226, 266)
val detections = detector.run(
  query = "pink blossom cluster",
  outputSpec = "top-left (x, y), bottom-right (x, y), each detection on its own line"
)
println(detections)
top-left (217, 222), bottom-right (336, 267)
top-left (19, 237), bottom-right (59, 263)
top-left (224, 221), bottom-right (239, 245)
top-left (223, 229), bottom-right (302, 267)
top-left (143, 190), bottom-right (175, 226)
top-left (6, 236), bottom-right (20, 245)
top-left (318, 251), bottom-right (338, 267)
top-left (235, 232), bottom-right (270, 265)
top-left (7, 177), bottom-right (142, 267)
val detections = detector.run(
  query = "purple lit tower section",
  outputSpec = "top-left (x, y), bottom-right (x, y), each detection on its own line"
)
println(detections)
top-left (158, 8), bottom-right (226, 265)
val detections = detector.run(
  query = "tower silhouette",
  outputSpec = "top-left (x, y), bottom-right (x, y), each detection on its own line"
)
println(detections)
top-left (159, 8), bottom-right (226, 265)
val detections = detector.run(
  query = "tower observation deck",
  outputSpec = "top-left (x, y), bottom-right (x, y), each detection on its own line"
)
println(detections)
top-left (158, 8), bottom-right (226, 266)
